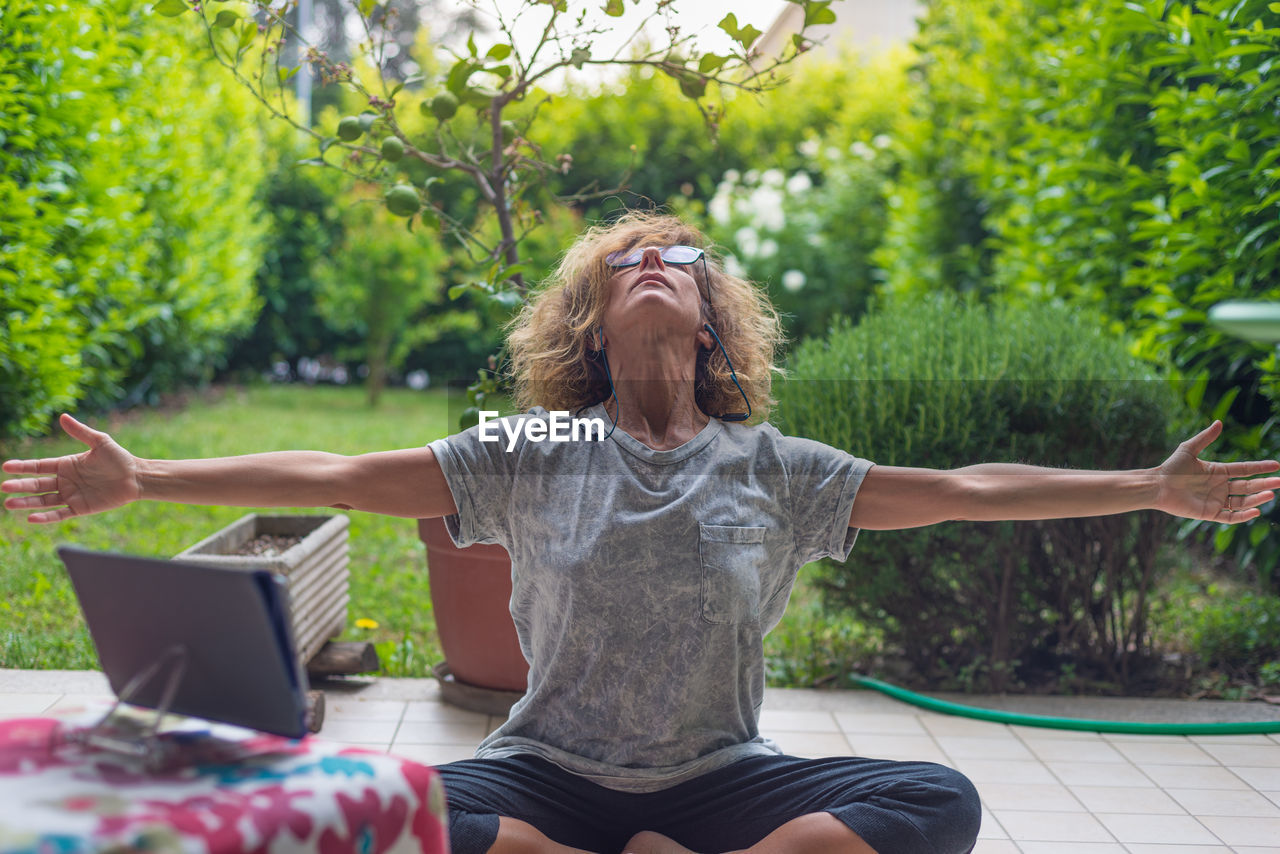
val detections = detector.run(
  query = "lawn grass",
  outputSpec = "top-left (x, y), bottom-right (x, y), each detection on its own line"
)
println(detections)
top-left (0, 385), bottom-right (457, 676)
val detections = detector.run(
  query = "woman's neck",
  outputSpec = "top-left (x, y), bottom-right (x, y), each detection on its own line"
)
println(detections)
top-left (603, 336), bottom-right (709, 450)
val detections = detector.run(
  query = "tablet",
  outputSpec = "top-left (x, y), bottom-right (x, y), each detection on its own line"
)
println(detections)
top-left (58, 546), bottom-right (310, 738)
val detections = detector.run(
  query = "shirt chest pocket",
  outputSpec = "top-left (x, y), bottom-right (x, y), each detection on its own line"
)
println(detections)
top-left (699, 524), bottom-right (767, 625)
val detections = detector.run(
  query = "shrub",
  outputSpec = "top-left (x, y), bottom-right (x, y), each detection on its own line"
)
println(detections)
top-left (1191, 593), bottom-right (1280, 676)
top-left (223, 127), bottom-right (352, 378)
top-left (775, 295), bottom-right (1189, 692)
top-left (315, 193), bottom-right (474, 404)
top-left (0, 0), bottom-right (270, 438)
top-left (881, 0), bottom-right (1280, 578)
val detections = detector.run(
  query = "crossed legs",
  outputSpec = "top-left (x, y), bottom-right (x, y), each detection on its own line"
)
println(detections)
top-left (492, 814), bottom-right (878, 854)
top-left (438, 754), bottom-right (980, 854)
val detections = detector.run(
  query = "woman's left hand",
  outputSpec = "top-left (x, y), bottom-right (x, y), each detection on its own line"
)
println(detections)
top-left (1156, 421), bottom-right (1280, 523)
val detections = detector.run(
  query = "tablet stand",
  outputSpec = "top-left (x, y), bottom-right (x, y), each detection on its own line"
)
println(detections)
top-left (70, 644), bottom-right (188, 770)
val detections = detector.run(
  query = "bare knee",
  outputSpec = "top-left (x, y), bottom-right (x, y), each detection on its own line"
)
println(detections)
top-left (621, 830), bottom-right (695, 854)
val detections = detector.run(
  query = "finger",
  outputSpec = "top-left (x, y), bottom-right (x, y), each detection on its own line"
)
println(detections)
top-left (59, 413), bottom-right (111, 449)
top-left (0, 476), bottom-right (59, 494)
top-left (4, 493), bottom-right (64, 511)
top-left (1217, 506), bottom-right (1262, 524)
top-left (1224, 460), bottom-right (1280, 478)
top-left (1183, 420), bottom-right (1224, 457)
top-left (1230, 475), bottom-right (1280, 495)
top-left (1237, 491), bottom-right (1276, 512)
top-left (2, 458), bottom-right (65, 476)
top-left (28, 506), bottom-right (76, 525)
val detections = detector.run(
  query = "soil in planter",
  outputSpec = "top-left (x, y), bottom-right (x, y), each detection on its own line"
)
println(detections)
top-left (233, 534), bottom-right (303, 557)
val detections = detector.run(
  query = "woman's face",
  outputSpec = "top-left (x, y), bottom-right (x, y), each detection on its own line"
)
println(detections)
top-left (599, 245), bottom-right (707, 343)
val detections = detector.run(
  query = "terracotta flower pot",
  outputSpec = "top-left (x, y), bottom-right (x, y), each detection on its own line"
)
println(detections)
top-left (418, 517), bottom-right (528, 713)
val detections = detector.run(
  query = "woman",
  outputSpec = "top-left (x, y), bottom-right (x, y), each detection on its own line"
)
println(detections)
top-left (5, 212), bottom-right (1278, 854)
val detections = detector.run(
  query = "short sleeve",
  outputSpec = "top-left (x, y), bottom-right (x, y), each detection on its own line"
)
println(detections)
top-left (777, 434), bottom-right (874, 563)
top-left (427, 412), bottom-right (533, 548)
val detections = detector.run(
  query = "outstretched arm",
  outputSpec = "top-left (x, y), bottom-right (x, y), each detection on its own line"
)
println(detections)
top-left (2, 413), bottom-right (457, 523)
top-left (850, 421), bottom-right (1280, 531)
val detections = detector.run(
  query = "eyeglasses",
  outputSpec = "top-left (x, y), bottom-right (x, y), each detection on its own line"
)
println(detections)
top-left (604, 245), bottom-right (705, 268)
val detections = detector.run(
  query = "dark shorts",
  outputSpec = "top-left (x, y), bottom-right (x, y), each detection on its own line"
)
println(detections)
top-left (436, 753), bottom-right (981, 854)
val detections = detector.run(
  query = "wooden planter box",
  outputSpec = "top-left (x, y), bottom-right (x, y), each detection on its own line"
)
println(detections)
top-left (175, 514), bottom-right (350, 666)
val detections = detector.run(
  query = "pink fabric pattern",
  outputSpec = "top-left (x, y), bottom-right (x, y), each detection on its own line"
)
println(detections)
top-left (0, 714), bottom-right (448, 854)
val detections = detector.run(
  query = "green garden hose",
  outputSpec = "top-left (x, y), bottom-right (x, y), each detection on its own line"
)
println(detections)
top-left (850, 675), bottom-right (1280, 736)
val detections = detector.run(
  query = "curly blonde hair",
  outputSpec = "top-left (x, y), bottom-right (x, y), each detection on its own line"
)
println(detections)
top-left (507, 212), bottom-right (783, 421)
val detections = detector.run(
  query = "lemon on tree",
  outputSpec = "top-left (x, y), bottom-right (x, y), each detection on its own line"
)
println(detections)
top-left (381, 136), bottom-right (405, 162)
top-left (425, 91), bottom-right (459, 121)
top-left (384, 184), bottom-right (421, 217)
top-left (337, 115), bottom-right (363, 141)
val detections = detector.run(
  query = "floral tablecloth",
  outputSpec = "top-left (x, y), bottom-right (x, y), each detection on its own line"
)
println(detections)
top-left (0, 710), bottom-right (448, 854)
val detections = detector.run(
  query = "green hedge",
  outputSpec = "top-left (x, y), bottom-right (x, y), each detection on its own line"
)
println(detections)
top-left (878, 0), bottom-right (1280, 575)
top-left (776, 296), bottom-right (1189, 692)
top-left (0, 0), bottom-right (270, 439)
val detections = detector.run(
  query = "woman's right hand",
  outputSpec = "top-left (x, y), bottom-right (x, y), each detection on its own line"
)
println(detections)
top-left (2, 414), bottom-right (141, 524)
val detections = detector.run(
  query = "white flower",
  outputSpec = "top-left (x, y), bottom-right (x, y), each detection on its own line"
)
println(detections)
top-left (761, 168), bottom-right (785, 188)
top-left (785, 172), bottom-right (813, 195)
top-left (748, 186), bottom-right (786, 231)
top-left (758, 238), bottom-right (778, 259)
top-left (734, 226), bottom-right (760, 258)
top-left (850, 141), bottom-right (875, 161)
top-left (723, 169), bottom-right (741, 184)
top-left (782, 269), bottom-right (807, 292)
top-left (873, 133), bottom-right (892, 149)
top-left (709, 192), bottom-right (732, 225)
top-left (744, 169), bottom-right (760, 184)
top-left (798, 139), bottom-right (821, 158)
top-left (725, 254), bottom-right (747, 278)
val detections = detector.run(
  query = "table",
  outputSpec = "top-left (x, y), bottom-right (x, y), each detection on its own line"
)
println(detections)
top-left (0, 708), bottom-right (449, 854)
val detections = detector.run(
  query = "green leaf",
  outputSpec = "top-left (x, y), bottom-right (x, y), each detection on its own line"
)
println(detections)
top-left (570, 47), bottom-right (591, 69)
top-left (153, 0), bottom-right (189, 16)
top-left (447, 284), bottom-right (470, 300)
top-left (1214, 524), bottom-right (1235, 553)
top-left (803, 1), bottom-right (837, 27)
top-left (603, 0), bottom-right (624, 16)
top-left (1271, 2), bottom-right (1280, 11)
top-left (495, 263), bottom-right (529, 283)
top-left (238, 20), bottom-right (256, 50)
top-left (467, 32), bottom-right (478, 58)
top-left (489, 290), bottom-right (523, 309)
top-left (446, 59), bottom-right (477, 96)
top-left (212, 9), bottom-right (238, 27)
top-left (487, 43), bottom-right (513, 60)
top-left (1211, 387), bottom-right (1240, 422)
top-left (461, 85), bottom-right (502, 107)
top-left (279, 65), bottom-right (299, 83)
top-left (459, 407), bottom-right (481, 430)
top-left (358, 0), bottom-right (376, 16)
top-left (678, 72), bottom-right (707, 99)
top-left (698, 53), bottom-right (729, 74)
top-left (718, 14), bottom-right (762, 50)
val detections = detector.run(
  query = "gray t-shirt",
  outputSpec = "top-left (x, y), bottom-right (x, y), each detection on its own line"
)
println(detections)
top-left (428, 405), bottom-right (872, 792)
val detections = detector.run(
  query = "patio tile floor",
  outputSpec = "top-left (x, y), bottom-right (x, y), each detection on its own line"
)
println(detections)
top-left (3, 669), bottom-right (1280, 853)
